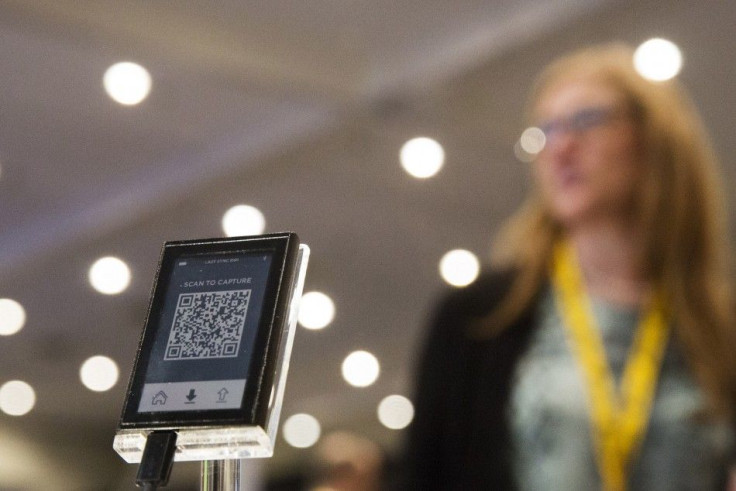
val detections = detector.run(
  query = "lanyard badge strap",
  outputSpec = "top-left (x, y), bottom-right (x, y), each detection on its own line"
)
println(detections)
top-left (552, 240), bottom-right (669, 491)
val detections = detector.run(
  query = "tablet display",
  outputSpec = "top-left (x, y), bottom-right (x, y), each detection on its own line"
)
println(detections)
top-left (137, 250), bottom-right (272, 413)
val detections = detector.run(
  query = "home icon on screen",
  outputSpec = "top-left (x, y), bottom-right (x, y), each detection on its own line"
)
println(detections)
top-left (152, 391), bottom-right (168, 405)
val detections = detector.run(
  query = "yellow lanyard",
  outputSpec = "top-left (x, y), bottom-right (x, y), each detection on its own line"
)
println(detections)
top-left (551, 240), bottom-right (669, 491)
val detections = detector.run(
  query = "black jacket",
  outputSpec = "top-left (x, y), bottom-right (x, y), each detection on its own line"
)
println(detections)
top-left (402, 270), bottom-right (536, 490)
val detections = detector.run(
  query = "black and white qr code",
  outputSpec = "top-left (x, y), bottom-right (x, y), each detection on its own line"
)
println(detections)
top-left (164, 289), bottom-right (251, 360)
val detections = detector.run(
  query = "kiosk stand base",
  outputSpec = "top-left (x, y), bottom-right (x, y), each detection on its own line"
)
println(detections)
top-left (201, 460), bottom-right (242, 490)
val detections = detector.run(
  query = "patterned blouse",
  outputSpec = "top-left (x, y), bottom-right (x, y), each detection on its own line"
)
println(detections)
top-left (510, 289), bottom-right (733, 490)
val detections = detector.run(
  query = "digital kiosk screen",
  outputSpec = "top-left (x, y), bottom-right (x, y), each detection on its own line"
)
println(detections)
top-left (118, 232), bottom-right (303, 432)
top-left (115, 233), bottom-right (307, 464)
top-left (137, 250), bottom-right (272, 413)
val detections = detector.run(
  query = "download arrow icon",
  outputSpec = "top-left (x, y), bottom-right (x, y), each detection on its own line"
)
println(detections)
top-left (185, 388), bottom-right (197, 402)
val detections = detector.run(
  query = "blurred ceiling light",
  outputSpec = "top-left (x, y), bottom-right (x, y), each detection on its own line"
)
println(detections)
top-left (439, 249), bottom-right (480, 287)
top-left (377, 394), bottom-right (414, 430)
top-left (0, 298), bottom-right (26, 336)
top-left (342, 350), bottom-right (380, 388)
top-left (0, 380), bottom-right (36, 416)
top-left (282, 413), bottom-right (321, 448)
top-left (222, 205), bottom-right (266, 237)
top-left (297, 291), bottom-right (335, 330)
top-left (103, 62), bottom-right (152, 105)
top-left (634, 38), bottom-right (683, 81)
top-left (514, 140), bottom-right (535, 163)
top-left (89, 256), bottom-right (131, 295)
top-left (400, 137), bottom-right (445, 178)
top-left (519, 127), bottom-right (546, 155)
top-left (80, 355), bottom-right (119, 392)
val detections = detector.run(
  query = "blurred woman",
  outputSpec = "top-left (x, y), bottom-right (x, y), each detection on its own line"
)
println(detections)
top-left (404, 44), bottom-right (736, 490)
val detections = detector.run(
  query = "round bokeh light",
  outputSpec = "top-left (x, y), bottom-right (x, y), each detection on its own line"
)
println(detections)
top-left (0, 298), bottom-right (26, 336)
top-left (634, 38), bottom-right (683, 82)
top-left (103, 62), bottom-right (152, 105)
top-left (439, 249), bottom-right (480, 287)
top-left (0, 380), bottom-right (36, 416)
top-left (80, 355), bottom-right (120, 392)
top-left (89, 257), bottom-right (131, 295)
top-left (222, 205), bottom-right (266, 237)
top-left (341, 350), bottom-right (380, 387)
top-left (282, 413), bottom-right (321, 448)
top-left (400, 137), bottom-right (445, 178)
top-left (377, 394), bottom-right (415, 430)
top-left (297, 291), bottom-right (335, 330)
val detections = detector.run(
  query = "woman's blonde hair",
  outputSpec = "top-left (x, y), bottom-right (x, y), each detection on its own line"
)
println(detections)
top-left (488, 43), bottom-right (736, 416)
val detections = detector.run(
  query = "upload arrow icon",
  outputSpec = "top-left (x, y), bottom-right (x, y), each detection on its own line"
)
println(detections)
top-left (217, 388), bottom-right (229, 403)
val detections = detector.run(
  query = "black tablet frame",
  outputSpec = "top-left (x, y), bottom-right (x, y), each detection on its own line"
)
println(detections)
top-left (118, 232), bottom-right (300, 430)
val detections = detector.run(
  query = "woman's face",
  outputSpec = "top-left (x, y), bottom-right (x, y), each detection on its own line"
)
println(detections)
top-left (532, 78), bottom-right (642, 229)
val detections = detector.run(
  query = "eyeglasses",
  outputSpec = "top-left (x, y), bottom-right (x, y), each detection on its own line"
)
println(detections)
top-left (537, 105), bottom-right (627, 141)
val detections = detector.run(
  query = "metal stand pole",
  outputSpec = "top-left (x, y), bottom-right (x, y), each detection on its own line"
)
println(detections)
top-left (201, 459), bottom-right (242, 491)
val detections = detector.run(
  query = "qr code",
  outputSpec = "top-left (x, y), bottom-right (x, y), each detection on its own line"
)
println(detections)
top-left (164, 290), bottom-right (251, 360)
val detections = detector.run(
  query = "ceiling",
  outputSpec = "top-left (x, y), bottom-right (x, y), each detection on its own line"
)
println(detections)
top-left (1, 0), bottom-right (735, 489)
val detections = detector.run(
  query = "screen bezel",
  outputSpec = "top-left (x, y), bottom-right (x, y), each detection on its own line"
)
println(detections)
top-left (118, 232), bottom-right (300, 430)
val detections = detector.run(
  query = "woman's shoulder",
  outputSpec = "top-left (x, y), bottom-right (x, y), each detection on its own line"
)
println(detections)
top-left (416, 268), bottom-right (521, 377)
